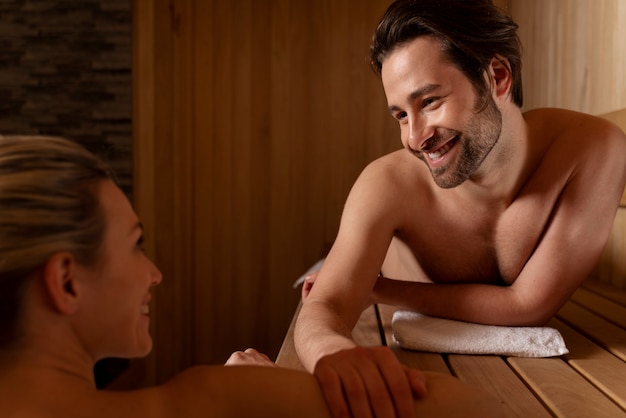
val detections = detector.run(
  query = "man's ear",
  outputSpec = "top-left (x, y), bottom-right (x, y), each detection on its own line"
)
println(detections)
top-left (42, 252), bottom-right (81, 315)
top-left (488, 56), bottom-right (512, 99)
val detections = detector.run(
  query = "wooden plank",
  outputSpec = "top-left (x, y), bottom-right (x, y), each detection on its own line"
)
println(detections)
top-left (511, 1), bottom-right (626, 115)
top-left (557, 301), bottom-right (626, 361)
top-left (508, 357), bottom-right (625, 417)
top-left (448, 355), bottom-right (551, 418)
top-left (377, 304), bottom-right (451, 374)
top-left (570, 287), bottom-right (626, 328)
top-left (131, 0), bottom-right (158, 387)
top-left (582, 279), bottom-right (626, 307)
top-left (275, 303), bottom-right (306, 371)
top-left (550, 318), bottom-right (626, 411)
top-left (352, 305), bottom-right (384, 346)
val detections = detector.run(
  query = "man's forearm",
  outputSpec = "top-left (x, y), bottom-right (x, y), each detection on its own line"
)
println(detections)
top-left (294, 301), bottom-right (359, 372)
top-left (372, 277), bottom-right (550, 326)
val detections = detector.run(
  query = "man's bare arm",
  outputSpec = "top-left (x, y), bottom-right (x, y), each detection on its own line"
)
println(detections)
top-left (295, 157), bottom-right (402, 368)
top-left (294, 158), bottom-right (427, 418)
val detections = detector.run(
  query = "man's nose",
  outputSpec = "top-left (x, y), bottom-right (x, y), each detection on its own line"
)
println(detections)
top-left (406, 115), bottom-right (434, 152)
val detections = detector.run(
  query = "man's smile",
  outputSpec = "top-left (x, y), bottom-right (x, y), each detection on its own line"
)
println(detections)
top-left (426, 136), bottom-right (459, 161)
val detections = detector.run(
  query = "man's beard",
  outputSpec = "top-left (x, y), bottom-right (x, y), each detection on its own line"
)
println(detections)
top-left (423, 95), bottom-right (503, 189)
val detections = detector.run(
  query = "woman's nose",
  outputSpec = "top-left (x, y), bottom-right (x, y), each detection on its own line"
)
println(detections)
top-left (151, 261), bottom-right (163, 286)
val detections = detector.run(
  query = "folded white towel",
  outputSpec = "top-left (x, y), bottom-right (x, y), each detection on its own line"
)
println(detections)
top-left (392, 310), bottom-right (569, 357)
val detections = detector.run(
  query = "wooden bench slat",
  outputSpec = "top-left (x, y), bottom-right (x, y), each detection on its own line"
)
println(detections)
top-left (571, 287), bottom-right (626, 328)
top-left (275, 302), bottom-right (306, 370)
top-left (557, 301), bottom-right (626, 362)
top-left (377, 304), bottom-right (451, 374)
top-left (352, 305), bottom-right (385, 346)
top-left (508, 357), bottom-right (625, 417)
top-left (448, 355), bottom-right (552, 418)
top-left (582, 280), bottom-right (626, 307)
top-left (550, 318), bottom-right (626, 411)
top-left (389, 347), bottom-right (452, 374)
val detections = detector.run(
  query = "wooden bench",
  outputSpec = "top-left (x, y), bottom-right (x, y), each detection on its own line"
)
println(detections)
top-left (277, 279), bottom-right (626, 417)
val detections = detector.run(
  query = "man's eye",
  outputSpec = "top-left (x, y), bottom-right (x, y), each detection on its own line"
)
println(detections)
top-left (396, 111), bottom-right (407, 121)
top-left (423, 97), bottom-right (439, 108)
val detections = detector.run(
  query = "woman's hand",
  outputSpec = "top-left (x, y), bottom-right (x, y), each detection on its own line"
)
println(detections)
top-left (225, 348), bottom-right (278, 367)
top-left (301, 271), bottom-right (319, 300)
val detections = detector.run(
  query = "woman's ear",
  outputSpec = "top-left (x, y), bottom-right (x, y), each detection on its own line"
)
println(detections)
top-left (42, 252), bottom-right (80, 315)
top-left (489, 56), bottom-right (513, 99)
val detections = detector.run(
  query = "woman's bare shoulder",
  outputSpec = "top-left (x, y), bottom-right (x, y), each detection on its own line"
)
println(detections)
top-left (0, 380), bottom-right (167, 418)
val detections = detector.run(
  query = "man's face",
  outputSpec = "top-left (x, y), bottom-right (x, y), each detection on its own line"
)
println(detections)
top-left (381, 36), bottom-right (502, 188)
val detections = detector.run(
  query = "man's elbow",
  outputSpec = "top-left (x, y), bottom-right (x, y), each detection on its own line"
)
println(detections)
top-left (520, 315), bottom-right (551, 327)
top-left (512, 300), bottom-right (561, 327)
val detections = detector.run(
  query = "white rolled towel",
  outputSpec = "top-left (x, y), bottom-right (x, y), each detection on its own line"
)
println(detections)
top-left (392, 310), bottom-right (568, 357)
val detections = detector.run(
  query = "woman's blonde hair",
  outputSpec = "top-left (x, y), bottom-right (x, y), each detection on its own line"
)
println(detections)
top-left (0, 135), bottom-right (114, 346)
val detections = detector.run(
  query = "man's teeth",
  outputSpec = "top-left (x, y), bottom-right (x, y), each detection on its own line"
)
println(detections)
top-left (142, 305), bottom-right (150, 314)
top-left (427, 139), bottom-right (455, 160)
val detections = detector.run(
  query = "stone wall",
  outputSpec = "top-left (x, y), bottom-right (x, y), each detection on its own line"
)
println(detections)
top-left (0, 0), bottom-right (132, 196)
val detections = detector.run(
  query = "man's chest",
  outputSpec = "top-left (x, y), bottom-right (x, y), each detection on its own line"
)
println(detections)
top-left (395, 195), bottom-right (559, 285)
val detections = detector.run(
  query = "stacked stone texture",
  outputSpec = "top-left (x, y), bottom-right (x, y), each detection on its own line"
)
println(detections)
top-left (0, 0), bottom-right (132, 196)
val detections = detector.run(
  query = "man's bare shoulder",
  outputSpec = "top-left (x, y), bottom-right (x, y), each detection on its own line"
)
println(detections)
top-left (525, 107), bottom-right (626, 170)
top-left (339, 149), bottom-right (436, 232)
top-left (525, 107), bottom-right (626, 145)
top-left (355, 149), bottom-right (434, 202)
top-left (362, 149), bottom-right (429, 184)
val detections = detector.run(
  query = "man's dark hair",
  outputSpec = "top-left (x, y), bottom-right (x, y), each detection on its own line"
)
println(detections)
top-left (370, 0), bottom-right (523, 107)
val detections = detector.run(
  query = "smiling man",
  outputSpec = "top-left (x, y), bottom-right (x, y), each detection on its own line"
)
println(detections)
top-left (294, 1), bottom-right (626, 417)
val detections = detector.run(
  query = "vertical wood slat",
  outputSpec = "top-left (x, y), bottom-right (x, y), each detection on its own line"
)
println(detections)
top-left (172, 0), bottom-right (195, 380)
top-left (510, 0), bottom-right (626, 115)
top-left (191, 0), bottom-right (215, 365)
top-left (131, 0), bottom-right (157, 386)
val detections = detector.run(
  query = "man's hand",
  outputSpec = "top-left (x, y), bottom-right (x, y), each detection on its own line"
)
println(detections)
top-left (314, 346), bottom-right (427, 418)
top-left (225, 348), bottom-right (278, 367)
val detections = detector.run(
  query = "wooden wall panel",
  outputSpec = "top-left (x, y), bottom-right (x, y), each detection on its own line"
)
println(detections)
top-left (134, 0), bottom-right (399, 385)
top-left (493, 0), bottom-right (508, 10)
top-left (509, 0), bottom-right (626, 114)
